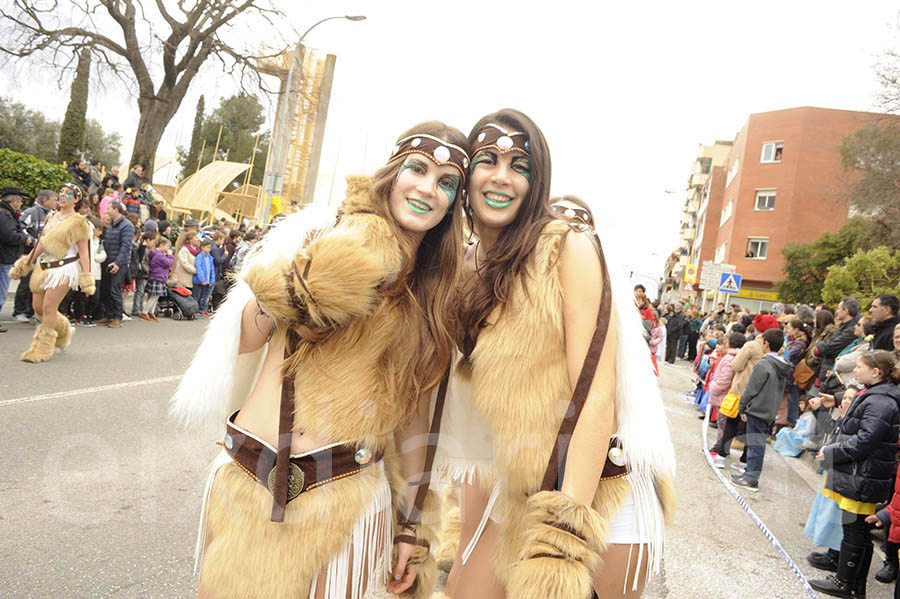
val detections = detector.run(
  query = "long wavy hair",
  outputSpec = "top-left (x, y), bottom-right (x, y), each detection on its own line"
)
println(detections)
top-left (355, 121), bottom-right (467, 406)
top-left (458, 109), bottom-right (553, 357)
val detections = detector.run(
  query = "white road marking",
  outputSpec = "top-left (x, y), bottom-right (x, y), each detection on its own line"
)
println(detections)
top-left (0, 375), bottom-right (183, 407)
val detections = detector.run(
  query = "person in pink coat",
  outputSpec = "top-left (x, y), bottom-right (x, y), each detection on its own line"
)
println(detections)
top-left (709, 332), bottom-right (747, 467)
top-left (650, 317), bottom-right (665, 376)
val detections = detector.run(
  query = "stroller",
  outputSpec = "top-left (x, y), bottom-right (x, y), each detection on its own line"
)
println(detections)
top-left (156, 285), bottom-right (200, 320)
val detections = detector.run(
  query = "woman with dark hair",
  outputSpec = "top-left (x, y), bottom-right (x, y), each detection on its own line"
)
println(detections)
top-left (785, 319), bottom-right (812, 427)
top-left (172, 121), bottom-right (469, 599)
top-left (810, 350), bottom-right (900, 598)
top-left (442, 110), bottom-right (675, 599)
top-left (10, 183), bottom-right (94, 362)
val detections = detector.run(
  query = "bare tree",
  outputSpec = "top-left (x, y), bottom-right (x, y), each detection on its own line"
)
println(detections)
top-left (0, 0), bottom-right (288, 180)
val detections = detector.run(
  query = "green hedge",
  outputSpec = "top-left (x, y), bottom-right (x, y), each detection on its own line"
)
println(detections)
top-left (0, 148), bottom-right (70, 205)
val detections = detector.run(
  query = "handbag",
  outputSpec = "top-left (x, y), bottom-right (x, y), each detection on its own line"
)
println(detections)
top-left (720, 390), bottom-right (740, 419)
top-left (793, 359), bottom-right (816, 391)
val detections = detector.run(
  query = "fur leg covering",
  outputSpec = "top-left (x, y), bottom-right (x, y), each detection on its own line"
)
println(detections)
top-left (21, 325), bottom-right (57, 363)
top-left (506, 491), bottom-right (606, 599)
top-left (53, 312), bottom-right (74, 350)
top-left (9, 254), bottom-right (33, 279)
top-left (78, 272), bottom-right (95, 296)
top-left (435, 485), bottom-right (460, 572)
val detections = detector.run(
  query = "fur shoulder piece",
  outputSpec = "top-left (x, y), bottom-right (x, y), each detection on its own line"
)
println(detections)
top-left (42, 214), bottom-right (91, 260)
top-left (340, 175), bottom-right (377, 215)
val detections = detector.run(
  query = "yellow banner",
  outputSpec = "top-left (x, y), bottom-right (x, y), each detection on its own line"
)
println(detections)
top-left (734, 287), bottom-right (779, 301)
top-left (684, 264), bottom-right (698, 283)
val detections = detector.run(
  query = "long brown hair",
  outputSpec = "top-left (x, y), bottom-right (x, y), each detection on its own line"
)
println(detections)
top-left (355, 121), bottom-right (467, 402)
top-left (458, 109), bottom-right (553, 357)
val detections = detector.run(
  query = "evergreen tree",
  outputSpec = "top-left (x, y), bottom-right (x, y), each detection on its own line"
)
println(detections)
top-left (56, 48), bottom-right (91, 164)
top-left (184, 95), bottom-right (205, 176)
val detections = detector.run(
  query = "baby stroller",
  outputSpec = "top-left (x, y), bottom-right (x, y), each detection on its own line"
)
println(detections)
top-left (156, 285), bottom-right (200, 320)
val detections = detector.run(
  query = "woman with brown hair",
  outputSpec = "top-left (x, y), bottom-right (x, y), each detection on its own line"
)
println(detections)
top-left (10, 183), bottom-right (94, 362)
top-left (441, 109), bottom-right (675, 599)
top-left (171, 121), bottom-right (469, 599)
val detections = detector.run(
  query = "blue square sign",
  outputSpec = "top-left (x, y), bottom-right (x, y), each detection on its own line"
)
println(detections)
top-left (719, 272), bottom-right (742, 294)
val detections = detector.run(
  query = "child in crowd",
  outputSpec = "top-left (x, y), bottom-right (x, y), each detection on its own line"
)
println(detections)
top-left (175, 231), bottom-right (199, 293)
top-left (650, 317), bottom-right (665, 376)
top-left (774, 397), bottom-right (817, 457)
top-left (810, 351), bottom-right (900, 598)
top-left (709, 332), bottom-right (747, 467)
top-left (140, 237), bottom-right (174, 321)
top-left (732, 328), bottom-right (791, 492)
top-left (192, 239), bottom-right (215, 317)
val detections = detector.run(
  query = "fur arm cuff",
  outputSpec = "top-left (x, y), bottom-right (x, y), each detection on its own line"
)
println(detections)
top-left (392, 490), bottom-right (440, 599)
top-left (78, 272), bottom-right (95, 296)
top-left (507, 491), bottom-right (606, 599)
top-left (9, 254), bottom-right (33, 279)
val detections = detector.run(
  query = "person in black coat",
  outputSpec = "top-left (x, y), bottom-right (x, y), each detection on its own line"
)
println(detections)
top-left (810, 350), bottom-right (900, 598)
top-left (814, 297), bottom-right (862, 379)
top-left (869, 294), bottom-right (900, 351)
top-left (0, 187), bottom-right (35, 331)
top-left (664, 304), bottom-right (688, 363)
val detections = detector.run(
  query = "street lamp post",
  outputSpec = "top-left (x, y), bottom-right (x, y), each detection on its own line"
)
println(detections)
top-left (260, 15), bottom-right (366, 224)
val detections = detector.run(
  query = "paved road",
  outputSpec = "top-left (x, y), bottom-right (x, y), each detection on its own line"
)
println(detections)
top-left (1, 305), bottom-right (895, 598)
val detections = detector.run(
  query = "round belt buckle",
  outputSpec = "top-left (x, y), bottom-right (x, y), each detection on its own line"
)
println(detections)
top-left (267, 463), bottom-right (305, 502)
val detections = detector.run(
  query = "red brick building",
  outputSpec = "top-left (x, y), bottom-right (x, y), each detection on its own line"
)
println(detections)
top-left (694, 106), bottom-right (882, 310)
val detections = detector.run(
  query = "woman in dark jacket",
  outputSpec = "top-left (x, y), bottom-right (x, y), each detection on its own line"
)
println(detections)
top-left (810, 350), bottom-right (900, 598)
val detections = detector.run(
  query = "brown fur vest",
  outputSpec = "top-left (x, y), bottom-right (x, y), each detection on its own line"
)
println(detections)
top-left (464, 219), bottom-right (634, 581)
top-left (40, 213), bottom-right (91, 260)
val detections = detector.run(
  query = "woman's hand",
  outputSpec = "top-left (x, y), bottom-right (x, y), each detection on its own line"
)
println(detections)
top-left (865, 514), bottom-right (883, 528)
top-left (386, 540), bottom-right (417, 594)
top-left (816, 449), bottom-right (825, 462)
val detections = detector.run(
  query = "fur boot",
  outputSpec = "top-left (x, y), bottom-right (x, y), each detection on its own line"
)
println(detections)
top-left (9, 254), bottom-right (33, 279)
top-left (506, 491), bottom-right (606, 599)
top-left (52, 313), bottom-right (74, 350)
top-left (21, 325), bottom-right (58, 363)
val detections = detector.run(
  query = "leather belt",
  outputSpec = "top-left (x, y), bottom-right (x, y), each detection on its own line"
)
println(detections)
top-left (220, 412), bottom-right (384, 505)
top-left (39, 255), bottom-right (79, 270)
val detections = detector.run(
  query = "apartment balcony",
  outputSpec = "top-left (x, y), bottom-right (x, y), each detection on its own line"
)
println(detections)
top-left (689, 172), bottom-right (710, 189)
top-left (681, 227), bottom-right (696, 241)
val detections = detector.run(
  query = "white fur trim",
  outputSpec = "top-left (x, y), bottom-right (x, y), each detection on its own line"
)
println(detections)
top-left (168, 204), bottom-right (337, 434)
top-left (40, 261), bottom-right (81, 290)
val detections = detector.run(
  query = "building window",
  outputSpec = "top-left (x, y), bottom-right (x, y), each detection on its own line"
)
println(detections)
top-left (746, 238), bottom-right (768, 259)
top-left (715, 242), bottom-right (728, 263)
top-left (761, 142), bottom-right (784, 163)
top-left (720, 200), bottom-right (733, 225)
top-left (726, 158), bottom-right (740, 187)
top-left (754, 190), bottom-right (776, 211)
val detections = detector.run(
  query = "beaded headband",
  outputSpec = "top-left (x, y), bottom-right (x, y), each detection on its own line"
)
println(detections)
top-left (59, 182), bottom-right (83, 202)
top-left (472, 123), bottom-right (529, 156)
top-left (389, 133), bottom-right (470, 185)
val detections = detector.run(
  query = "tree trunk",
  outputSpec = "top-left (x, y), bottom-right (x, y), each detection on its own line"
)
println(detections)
top-left (129, 99), bottom-right (176, 183)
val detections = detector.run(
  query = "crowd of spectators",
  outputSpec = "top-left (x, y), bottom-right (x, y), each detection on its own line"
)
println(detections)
top-left (635, 289), bottom-right (900, 597)
top-left (0, 161), bottom-right (274, 332)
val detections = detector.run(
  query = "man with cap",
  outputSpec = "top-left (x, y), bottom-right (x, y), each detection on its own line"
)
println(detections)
top-left (0, 187), bottom-right (35, 332)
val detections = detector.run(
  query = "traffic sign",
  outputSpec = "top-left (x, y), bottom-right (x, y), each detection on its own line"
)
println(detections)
top-left (683, 283), bottom-right (694, 292)
top-left (719, 272), bottom-right (742, 294)
top-left (699, 261), bottom-right (736, 290)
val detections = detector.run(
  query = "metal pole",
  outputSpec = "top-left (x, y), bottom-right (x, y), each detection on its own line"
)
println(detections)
top-left (261, 15), bottom-right (365, 224)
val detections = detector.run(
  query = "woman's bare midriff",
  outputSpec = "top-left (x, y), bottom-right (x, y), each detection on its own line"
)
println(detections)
top-left (233, 333), bottom-right (327, 454)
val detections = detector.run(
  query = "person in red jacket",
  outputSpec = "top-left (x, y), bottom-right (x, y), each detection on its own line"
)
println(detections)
top-left (753, 309), bottom-right (779, 333)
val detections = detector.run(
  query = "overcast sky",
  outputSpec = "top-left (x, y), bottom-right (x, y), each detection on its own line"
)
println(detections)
top-left (2, 1), bottom-right (898, 279)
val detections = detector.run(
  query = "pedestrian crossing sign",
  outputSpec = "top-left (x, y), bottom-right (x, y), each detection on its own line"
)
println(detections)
top-left (719, 272), bottom-right (742, 294)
